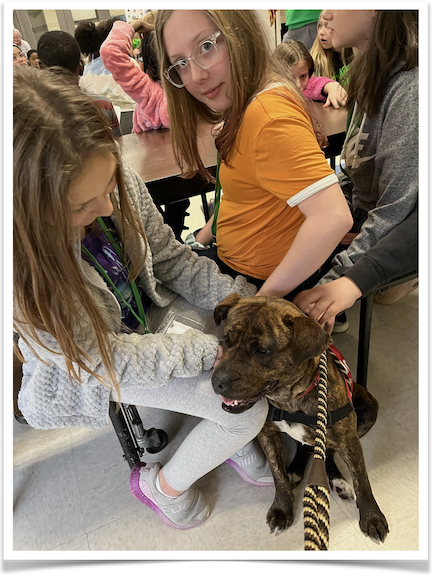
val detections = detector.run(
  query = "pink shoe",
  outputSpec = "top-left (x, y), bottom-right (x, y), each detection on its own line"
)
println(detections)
top-left (129, 462), bottom-right (211, 530)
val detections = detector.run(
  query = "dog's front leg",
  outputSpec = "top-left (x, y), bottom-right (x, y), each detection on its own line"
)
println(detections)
top-left (339, 435), bottom-right (389, 542)
top-left (258, 423), bottom-right (294, 535)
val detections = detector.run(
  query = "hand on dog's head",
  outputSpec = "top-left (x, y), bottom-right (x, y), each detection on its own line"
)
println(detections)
top-left (212, 294), bottom-right (332, 412)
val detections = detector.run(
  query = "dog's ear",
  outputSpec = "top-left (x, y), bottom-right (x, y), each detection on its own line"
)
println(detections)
top-left (214, 293), bottom-right (242, 326)
top-left (283, 315), bottom-right (332, 366)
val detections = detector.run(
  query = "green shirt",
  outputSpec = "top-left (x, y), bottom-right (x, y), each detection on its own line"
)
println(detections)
top-left (285, 10), bottom-right (321, 30)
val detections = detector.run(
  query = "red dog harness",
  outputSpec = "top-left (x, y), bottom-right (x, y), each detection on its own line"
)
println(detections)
top-left (267, 345), bottom-right (355, 427)
top-left (297, 345), bottom-right (354, 403)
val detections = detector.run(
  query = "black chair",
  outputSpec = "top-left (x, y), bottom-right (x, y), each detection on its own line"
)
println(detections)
top-left (109, 402), bottom-right (168, 469)
top-left (119, 110), bottom-right (134, 135)
top-left (323, 132), bottom-right (345, 171)
top-left (356, 272), bottom-right (418, 389)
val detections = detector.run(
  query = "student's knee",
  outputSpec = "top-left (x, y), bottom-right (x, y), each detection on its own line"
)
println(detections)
top-left (234, 397), bottom-right (269, 436)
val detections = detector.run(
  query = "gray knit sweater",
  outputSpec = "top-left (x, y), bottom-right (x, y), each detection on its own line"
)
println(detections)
top-left (320, 66), bottom-right (418, 283)
top-left (17, 163), bottom-right (256, 429)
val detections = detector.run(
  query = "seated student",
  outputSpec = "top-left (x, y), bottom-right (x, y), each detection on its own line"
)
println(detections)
top-left (310, 11), bottom-right (354, 83)
top-left (294, 10), bottom-right (418, 332)
top-left (75, 18), bottom-right (138, 111)
top-left (37, 30), bottom-right (122, 138)
top-left (155, 10), bottom-right (353, 300)
top-left (13, 44), bottom-right (27, 67)
top-left (273, 40), bottom-right (347, 109)
top-left (100, 19), bottom-right (169, 132)
top-left (13, 66), bottom-right (271, 531)
top-left (27, 49), bottom-right (40, 69)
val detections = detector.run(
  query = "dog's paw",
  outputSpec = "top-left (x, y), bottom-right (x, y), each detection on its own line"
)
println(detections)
top-left (359, 509), bottom-right (389, 543)
top-left (330, 478), bottom-right (356, 501)
top-left (266, 506), bottom-right (294, 536)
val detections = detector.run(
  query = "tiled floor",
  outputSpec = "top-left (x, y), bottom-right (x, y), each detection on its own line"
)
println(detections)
top-left (11, 195), bottom-right (421, 558)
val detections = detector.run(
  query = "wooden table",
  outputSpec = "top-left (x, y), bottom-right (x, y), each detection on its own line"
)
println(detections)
top-left (120, 123), bottom-right (218, 219)
top-left (120, 103), bottom-right (347, 212)
top-left (310, 100), bottom-right (347, 138)
top-left (310, 101), bottom-right (347, 167)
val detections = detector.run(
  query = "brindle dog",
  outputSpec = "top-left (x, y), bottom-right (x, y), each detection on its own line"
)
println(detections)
top-left (212, 293), bottom-right (388, 543)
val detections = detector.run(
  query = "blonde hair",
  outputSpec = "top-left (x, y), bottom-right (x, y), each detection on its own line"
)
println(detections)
top-left (155, 10), bottom-right (312, 180)
top-left (13, 66), bottom-right (147, 398)
top-left (143, 10), bottom-right (156, 25)
top-left (310, 12), bottom-right (353, 81)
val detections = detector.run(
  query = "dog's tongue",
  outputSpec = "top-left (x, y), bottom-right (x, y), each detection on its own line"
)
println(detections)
top-left (221, 396), bottom-right (238, 406)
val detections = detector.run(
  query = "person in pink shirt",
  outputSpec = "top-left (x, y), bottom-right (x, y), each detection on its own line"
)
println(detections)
top-left (100, 19), bottom-right (169, 132)
top-left (274, 39), bottom-right (347, 108)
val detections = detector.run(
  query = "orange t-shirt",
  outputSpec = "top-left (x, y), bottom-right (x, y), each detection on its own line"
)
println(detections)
top-left (216, 87), bottom-right (338, 280)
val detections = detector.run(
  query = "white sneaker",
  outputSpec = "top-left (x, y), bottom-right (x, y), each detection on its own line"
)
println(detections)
top-left (129, 462), bottom-right (211, 530)
top-left (226, 440), bottom-right (274, 487)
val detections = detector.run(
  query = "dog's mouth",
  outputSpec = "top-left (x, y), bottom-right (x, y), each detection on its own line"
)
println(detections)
top-left (221, 380), bottom-right (279, 414)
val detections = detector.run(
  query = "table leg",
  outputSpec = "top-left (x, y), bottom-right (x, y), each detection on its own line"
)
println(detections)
top-left (357, 294), bottom-right (374, 388)
top-left (201, 193), bottom-right (210, 221)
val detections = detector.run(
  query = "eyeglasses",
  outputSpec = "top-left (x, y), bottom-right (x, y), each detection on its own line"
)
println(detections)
top-left (164, 31), bottom-right (222, 88)
top-left (13, 52), bottom-right (26, 62)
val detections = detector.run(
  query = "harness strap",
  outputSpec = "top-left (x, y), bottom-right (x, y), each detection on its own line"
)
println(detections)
top-left (267, 344), bottom-right (355, 427)
top-left (267, 402), bottom-right (354, 427)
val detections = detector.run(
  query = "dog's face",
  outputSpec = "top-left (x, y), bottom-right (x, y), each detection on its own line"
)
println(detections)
top-left (212, 294), bottom-right (332, 414)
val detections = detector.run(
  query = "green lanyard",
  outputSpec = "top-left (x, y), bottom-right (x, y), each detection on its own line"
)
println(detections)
top-left (81, 217), bottom-right (150, 333)
top-left (211, 152), bottom-right (221, 239)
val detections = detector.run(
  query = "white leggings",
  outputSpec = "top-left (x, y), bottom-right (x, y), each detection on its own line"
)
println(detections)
top-left (112, 295), bottom-right (268, 491)
top-left (116, 376), bottom-right (268, 491)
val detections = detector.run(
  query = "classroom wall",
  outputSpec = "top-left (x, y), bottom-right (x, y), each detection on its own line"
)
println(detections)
top-left (257, 9), bottom-right (283, 50)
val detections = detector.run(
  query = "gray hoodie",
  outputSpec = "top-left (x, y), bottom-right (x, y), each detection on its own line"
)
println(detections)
top-left (17, 163), bottom-right (256, 429)
top-left (320, 66), bottom-right (418, 283)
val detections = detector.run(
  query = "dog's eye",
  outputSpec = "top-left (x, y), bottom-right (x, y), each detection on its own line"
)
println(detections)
top-left (224, 329), bottom-right (238, 347)
top-left (256, 347), bottom-right (271, 355)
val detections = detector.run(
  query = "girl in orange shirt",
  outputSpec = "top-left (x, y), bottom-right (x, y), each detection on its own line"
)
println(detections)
top-left (155, 10), bottom-right (352, 299)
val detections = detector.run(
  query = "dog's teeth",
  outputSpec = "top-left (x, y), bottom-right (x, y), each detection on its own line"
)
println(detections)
top-left (234, 400), bottom-right (238, 406)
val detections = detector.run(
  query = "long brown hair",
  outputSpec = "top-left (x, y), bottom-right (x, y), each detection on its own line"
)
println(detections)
top-left (345, 10), bottom-right (418, 117)
top-left (13, 66), bottom-right (147, 398)
top-left (274, 40), bottom-right (315, 77)
top-left (155, 10), bottom-right (314, 180)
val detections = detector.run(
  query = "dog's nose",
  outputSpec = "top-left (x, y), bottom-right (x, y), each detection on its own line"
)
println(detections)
top-left (212, 372), bottom-right (230, 394)
top-left (212, 364), bottom-right (241, 395)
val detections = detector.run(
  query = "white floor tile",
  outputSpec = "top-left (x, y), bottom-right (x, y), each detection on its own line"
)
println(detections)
top-left (13, 449), bottom-right (86, 550)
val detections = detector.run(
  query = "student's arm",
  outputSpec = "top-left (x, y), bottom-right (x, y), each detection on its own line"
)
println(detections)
top-left (320, 72), bottom-right (418, 285)
top-left (194, 215), bottom-right (214, 245)
top-left (257, 183), bottom-right (352, 298)
top-left (293, 203), bottom-right (418, 332)
top-left (322, 81), bottom-right (347, 109)
top-left (100, 20), bottom-right (169, 128)
top-left (302, 76), bottom-right (333, 102)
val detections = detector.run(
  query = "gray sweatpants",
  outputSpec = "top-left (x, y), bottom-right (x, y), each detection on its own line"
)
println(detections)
top-left (113, 295), bottom-right (268, 492)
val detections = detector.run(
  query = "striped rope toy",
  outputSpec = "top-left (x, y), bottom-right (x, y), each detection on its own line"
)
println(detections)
top-left (303, 351), bottom-right (331, 551)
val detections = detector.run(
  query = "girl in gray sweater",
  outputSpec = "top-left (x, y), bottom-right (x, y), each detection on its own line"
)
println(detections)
top-left (294, 10), bottom-right (418, 332)
top-left (13, 67), bottom-right (272, 531)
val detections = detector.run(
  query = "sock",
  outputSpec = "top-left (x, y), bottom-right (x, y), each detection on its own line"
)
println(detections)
top-left (155, 472), bottom-right (172, 497)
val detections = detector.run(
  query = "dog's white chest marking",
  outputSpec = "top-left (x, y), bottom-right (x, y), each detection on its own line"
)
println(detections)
top-left (275, 421), bottom-right (313, 446)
